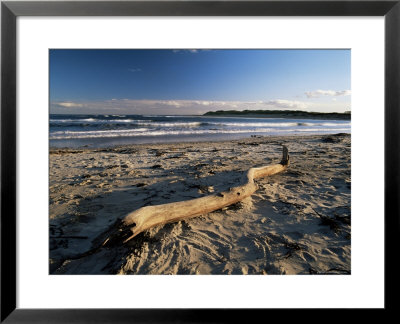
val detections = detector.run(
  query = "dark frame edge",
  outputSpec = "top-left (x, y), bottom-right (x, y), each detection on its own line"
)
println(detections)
top-left (2, 0), bottom-right (399, 16)
top-left (384, 0), bottom-right (400, 313)
top-left (1, 2), bottom-right (17, 323)
top-left (1, 0), bottom-right (399, 322)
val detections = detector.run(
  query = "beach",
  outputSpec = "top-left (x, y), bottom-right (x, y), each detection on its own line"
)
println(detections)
top-left (49, 133), bottom-right (351, 275)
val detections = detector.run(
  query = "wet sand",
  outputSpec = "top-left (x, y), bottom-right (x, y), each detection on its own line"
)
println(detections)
top-left (49, 134), bottom-right (351, 275)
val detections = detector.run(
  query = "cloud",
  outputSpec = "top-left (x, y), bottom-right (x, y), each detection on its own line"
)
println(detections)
top-left (305, 90), bottom-right (351, 98)
top-left (53, 102), bottom-right (85, 108)
top-left (263, 99), bottom-right (308, 110)
top-left (50, 99), bottom-right (310, 115)
top-left (128, 68), bottom-right (141, 72)
top-left (172, 49), bottom-right (200, 54)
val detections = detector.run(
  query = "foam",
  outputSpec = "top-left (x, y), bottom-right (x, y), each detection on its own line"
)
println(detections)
top-left (50, 127), bottom-right (350, 139)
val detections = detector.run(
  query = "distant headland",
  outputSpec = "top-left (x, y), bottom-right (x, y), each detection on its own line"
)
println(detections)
top-left (203, 110), bottom-right (351, 120)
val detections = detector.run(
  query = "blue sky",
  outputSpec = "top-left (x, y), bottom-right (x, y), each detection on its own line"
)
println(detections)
top-left (50, 49), bottom-right (351, 115)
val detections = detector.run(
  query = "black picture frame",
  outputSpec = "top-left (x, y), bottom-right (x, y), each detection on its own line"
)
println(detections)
top-left (1, 0), bottom-right (399, 322)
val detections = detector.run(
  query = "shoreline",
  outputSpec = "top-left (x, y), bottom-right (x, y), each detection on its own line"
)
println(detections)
top-left (50, 133), bottom-right (351, 274)
top-left (49, 134), bottom-right (330, 152)
top-left (49, 131), bottom-right (351, 150)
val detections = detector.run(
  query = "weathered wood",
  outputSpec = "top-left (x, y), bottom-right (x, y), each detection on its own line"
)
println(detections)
top-left (117, 145), bottom-right (289, 243)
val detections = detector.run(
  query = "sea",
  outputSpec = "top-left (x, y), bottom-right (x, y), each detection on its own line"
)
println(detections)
top-left (49, 114), bottom-right (351, 148)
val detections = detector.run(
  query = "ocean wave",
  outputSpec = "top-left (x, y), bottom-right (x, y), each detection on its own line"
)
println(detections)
top-left (50, 118), bottom-right (349, 130)
top-left (320, 122), bottom-right (349, 126)
top-left (50, 118), bottom-right (150, 123)
top-left (135, 121), bottom-right (203, 127)
top-left (51, 128), bottom-right (149, 136)
top-left (50, 127), bottom-right (350, 139)
top-left (50, 119), bottom-right (204, 128)
top-left (208, 122), bottom-right (309, 127)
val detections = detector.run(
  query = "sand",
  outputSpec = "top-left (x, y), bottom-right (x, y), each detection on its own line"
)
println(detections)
top-left (49, 134), bottom-right (351, 275)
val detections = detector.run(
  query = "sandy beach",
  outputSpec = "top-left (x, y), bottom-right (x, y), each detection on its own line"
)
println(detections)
top-left (49, 134), bottom-right (351, 275)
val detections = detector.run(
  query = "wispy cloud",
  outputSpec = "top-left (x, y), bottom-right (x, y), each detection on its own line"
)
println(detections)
top-left (128, 68), bottom-right (142, 72)
top-left (53, 101), bottom-right (86, 108)
top-left (263, 99), bottom-right (308, 110)
top-left (172, 49), bottom-right (204, 54)
top-left (305, 90), bottom-right (351, 98)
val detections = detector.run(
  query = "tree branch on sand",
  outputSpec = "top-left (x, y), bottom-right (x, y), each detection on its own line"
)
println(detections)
top-left (101, 145), bottom-right (290, 246)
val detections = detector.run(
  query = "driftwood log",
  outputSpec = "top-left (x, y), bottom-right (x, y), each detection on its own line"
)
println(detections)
top-left (102, 145), bottom-right (289, 245)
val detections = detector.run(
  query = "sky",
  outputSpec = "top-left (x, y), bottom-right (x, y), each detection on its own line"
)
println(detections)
top-left (50, 49), bottom-right (351, 115)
